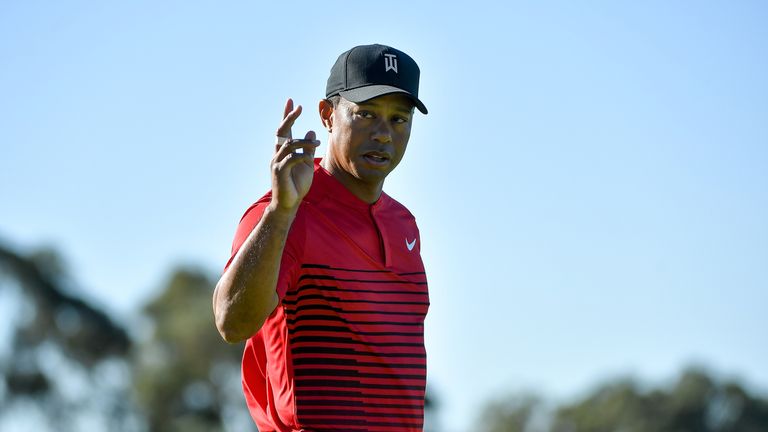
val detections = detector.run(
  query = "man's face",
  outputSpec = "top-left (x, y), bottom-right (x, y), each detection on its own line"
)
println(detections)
top-left (327, 93), bottom-right (414, 187)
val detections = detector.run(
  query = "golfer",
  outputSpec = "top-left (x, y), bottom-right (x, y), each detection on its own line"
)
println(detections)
top-left (214, 43), bottom-right (430, 432)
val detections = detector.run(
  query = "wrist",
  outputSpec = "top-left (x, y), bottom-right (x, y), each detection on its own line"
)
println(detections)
top-left (266, 200), bottom-right (299, 223)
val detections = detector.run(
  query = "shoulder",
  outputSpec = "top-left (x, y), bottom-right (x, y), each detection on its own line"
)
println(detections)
top-left (228, 192), bottom-right (272, 257)
top-left (238, 191), bottom-right (313, 235)
top-left (226, 190), bottom-right (310, 270)
top-left (381, 192), bottom-right (416, 220)
top-left (239, 192), bottom-right (273, 222)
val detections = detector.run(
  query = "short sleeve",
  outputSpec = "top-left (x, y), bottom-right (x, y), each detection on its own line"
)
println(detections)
top-left (223, 192), bottom-right (304, 300)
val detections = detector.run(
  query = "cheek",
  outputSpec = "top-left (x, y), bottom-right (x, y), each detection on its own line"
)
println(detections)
top-left (396, 128), bottom-right (411, 151)
top-left (397, 122), bottom-right (412, 139)
top-left (345, 121), bottom-right (368, 140)
top-left (335, 117), bottom-right (361, 140)
top-left (339, 126), bottom-right (366, 153)
top-left (390, 141), bottom-right (409, 167)
top-left (330, 131), bottom-right (359, 164)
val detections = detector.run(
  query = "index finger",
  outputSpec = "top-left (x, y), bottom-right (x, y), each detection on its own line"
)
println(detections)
top-left (276, 98), bottom-right (302, 140)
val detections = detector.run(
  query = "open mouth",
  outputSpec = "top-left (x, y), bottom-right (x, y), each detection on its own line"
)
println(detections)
top-left (363, 152), bottom-right (391, 166)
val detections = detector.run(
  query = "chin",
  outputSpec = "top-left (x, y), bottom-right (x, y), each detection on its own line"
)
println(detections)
top-left (352, 165), bottom-right (392, 184)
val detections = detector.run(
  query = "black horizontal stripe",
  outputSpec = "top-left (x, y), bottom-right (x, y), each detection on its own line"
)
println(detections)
top-left (292, 346), bottom-right (426, 358)
top-left (299, 417), bottom-right (423, 428)
top-left (298, 398), bottom-right (422, 410)
top-left (287, 315), bottom-right (424, 327)
top-left (298, 408), bottom-right (423, 419)
top-left (291, 335), bottom-right (423, 348)
top-left (285, 304), bottom-right (425, 316)
top-left (286, 283), bottom-right (428, 297)
top-left (311, 429), bottom-right (367, 432)
top-left (294, 368), bottom-right (425, 381)
top-left (302, 264), bottom-right (426, 277)
top-left (292, 357), bottom-right (426, 369)
top-left (283, 293), bottom-right (428, 307)
top-left (291, 324), bottom-right (422, 337)
top-left (302, 263), bottom-right (389, 273)
top-left (300, 274), bottom-right (427, 285)
top-left (296, 389), bottom-right (423, 400)
top-left (295, 379), bottom-right (424, 391)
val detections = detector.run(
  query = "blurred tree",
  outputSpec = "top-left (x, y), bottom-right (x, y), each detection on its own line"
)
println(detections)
top-left (0, 242), bottom-right (136, 431)
top-left (423, 384), bottom-right (441, 432)
top-left (553, 378), bottom-right (664, 432)
top-left (479, 367), bottom-right (768, 432)
top-left (132, 266), bottom-right (255, 432)
top-left (478, 393), bottom-right (548, 432)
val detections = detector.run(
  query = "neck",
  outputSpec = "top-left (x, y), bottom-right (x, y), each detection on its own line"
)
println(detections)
top-left (321, 158), bottom-right (383, 204)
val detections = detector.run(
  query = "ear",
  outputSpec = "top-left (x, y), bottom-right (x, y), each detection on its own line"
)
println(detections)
top-left (318, 99), bottom-right (334, 131)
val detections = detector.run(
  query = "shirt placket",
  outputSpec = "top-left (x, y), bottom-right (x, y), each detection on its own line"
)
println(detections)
top-left (369, 203), bottom-right (391, 268)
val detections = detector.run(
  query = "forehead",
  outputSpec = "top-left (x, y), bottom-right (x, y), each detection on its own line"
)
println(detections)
top-left (343, 93), bottom-right (415, 113)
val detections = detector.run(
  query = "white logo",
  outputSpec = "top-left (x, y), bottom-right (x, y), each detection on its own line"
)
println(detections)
top-left (406, 238), bottom-right (416, 251)
top-left (384, 54), bottom-right (398, 73)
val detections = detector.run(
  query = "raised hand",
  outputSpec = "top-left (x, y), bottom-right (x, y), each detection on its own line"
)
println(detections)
top-left (270, 98), bottom-right (320, 212)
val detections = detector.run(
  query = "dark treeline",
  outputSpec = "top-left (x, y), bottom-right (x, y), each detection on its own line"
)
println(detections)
top-left (0, 242), bottom-right (250, 432)
top-left (1, 241), bottom-right (766, 431)
top-left (479, 368), bottom-right (768, 432)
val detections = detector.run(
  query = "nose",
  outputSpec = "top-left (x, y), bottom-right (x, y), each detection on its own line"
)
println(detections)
top-left (371, 119), bottom-right (392, 144)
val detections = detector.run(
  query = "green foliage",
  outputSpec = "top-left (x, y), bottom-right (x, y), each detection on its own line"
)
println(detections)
top-left (0, 241), bottom-right (253, 432)
top-left (132, 267), bottom-right (253, 432)
top-left (0, 244), bottom-right (131, 366)
top-left (479, 393), bottom-right (545, 432)
top-left (479, 368), bottom-right (768, 432)
top-left (0, 243), bottom-right (135, 430)
top-left (554, 379), bottom-right (664, 432)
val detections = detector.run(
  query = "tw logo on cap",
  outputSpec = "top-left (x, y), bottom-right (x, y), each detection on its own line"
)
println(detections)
top-left (384, 53), bottom-right (398, 73)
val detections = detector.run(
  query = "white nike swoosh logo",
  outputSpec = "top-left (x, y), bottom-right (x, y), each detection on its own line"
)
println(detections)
top-left (406, 238), bottom-right (416, 251)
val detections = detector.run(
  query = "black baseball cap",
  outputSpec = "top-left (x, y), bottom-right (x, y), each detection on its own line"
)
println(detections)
top-left (326, 44), bottom-right (428, 114)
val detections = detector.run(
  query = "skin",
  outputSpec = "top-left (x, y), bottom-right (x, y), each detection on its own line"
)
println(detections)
top-left (213, 94), bottom-right (415, 343)
top-left (320, 93), bottom-right (415, 203)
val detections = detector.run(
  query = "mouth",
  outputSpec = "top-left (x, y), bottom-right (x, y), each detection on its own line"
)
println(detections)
top-left (362, 151), bottom-right (391, 167)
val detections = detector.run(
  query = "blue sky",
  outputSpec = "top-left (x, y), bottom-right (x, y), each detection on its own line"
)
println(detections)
top-left (2, 1), bottom-right (767, 430)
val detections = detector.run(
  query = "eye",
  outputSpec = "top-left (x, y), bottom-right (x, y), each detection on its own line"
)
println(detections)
top-left (356, 110), bottom-right (375, 119)
top-left (393, 116), bottom-right (409, 124)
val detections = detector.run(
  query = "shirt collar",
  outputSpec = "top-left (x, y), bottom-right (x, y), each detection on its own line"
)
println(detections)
top-left (310, 158), bottom-right (388, 210)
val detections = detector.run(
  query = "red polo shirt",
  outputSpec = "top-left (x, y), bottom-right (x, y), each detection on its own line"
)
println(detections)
top-left (226, 160), bottom-right (429, 432)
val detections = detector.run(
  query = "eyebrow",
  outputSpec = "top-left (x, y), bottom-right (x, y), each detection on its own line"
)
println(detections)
top-left (357, 101), bottom-right (414, 115)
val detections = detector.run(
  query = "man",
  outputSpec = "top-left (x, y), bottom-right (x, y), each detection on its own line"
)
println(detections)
top-left (213, 44), bottom-right (429, 432)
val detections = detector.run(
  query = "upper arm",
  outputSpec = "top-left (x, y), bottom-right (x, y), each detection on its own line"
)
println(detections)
top-left (222, 195), bottom-right (305, 300)
top-left (223, 197), bottom-right (272, 273)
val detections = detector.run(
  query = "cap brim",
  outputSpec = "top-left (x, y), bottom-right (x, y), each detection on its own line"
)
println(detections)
top-left (339, 85), bottom-right (428, 114)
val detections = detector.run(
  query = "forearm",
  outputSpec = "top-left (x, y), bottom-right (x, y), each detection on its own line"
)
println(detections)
top-left (215, 97), bottom-right (317, 343)
top-left (214, 203), bottom-right (297, 343)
